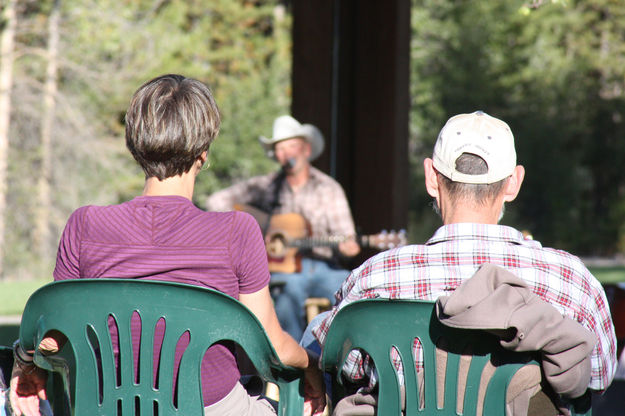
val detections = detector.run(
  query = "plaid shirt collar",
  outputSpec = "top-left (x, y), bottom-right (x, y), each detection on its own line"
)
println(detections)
top-left (425, 223), bottom-right (541, 248)
top-left (278, 166), bottom-right (324, 192)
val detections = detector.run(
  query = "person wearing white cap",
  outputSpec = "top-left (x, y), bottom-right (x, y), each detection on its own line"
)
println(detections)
top-left (207, 115), bottom-right (360, 340)
top-left (310, 111), bottom-right (617, 414)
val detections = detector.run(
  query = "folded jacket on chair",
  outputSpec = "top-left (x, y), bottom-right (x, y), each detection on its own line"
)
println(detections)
top-left (436, 263), bottom-right (596, 399)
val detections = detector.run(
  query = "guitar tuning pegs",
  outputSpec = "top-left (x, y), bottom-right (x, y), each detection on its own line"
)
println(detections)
top-left (398, 229), bottom-right (408, 245)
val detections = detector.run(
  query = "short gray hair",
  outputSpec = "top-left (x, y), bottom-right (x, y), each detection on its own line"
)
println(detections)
top-left (125, 74), bottom-right (221, 180)
top-left (438, 153), bottom-right (508, 205)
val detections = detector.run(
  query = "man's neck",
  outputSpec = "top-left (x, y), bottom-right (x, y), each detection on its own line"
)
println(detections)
top-left (440, 201), bottom-right (503, 225)
top-left (285, 164), bottom-right (311, 191)
top-left (443, 212), bottom-right (499, 225)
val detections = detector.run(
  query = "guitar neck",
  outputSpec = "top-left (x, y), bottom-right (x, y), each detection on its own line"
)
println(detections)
top-left (290, 235), bottom-right (348, 250)
top-left (234, 204), bottom-right (407, 255)
top-left (290, 235), bottom-right (381, 250)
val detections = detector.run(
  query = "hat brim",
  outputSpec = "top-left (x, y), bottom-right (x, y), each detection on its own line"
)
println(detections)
top-left (259, 125), bottom-right (324, 161)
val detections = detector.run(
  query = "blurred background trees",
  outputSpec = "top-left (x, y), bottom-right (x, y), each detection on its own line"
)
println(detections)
top-left (1, 0), bottom-right (291, 279)
top-left (1, 0), bottom-right (625, 280)
top-left (409, 0), bottom-right (625, 257)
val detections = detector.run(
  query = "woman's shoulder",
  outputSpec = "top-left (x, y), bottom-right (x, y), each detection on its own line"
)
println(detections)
top-left (68, 201), bottom-right (130, 221)
top-left (218, 210), bottom-right (263, 241)
top-left (65, 204), bottom-right (95, 224)
top-left (194, 208), bottom-right (259, 233)
top-left (65, 198), bottom-right (158, 231)
top-left (190, 210), bottom-right (263, 251)
top-left (230, 210), bottom-right (261, 231)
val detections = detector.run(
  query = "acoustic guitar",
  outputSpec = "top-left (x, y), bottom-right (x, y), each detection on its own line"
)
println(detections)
top-left (235, 204), bottom-right (407, 273)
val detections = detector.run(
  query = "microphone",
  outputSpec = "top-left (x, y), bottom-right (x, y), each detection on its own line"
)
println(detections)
top-left (282, 158), bottom-right (296, 171)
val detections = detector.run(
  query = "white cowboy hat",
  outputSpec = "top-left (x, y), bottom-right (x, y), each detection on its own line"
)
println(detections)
top-left (258, 115), bottom-right (325, 161)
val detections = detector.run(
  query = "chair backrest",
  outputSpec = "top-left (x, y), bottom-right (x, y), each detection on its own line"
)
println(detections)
top-left (321, 299), bottom-right (540, 415)
top-left (19, 279), bottom-right (304, 416)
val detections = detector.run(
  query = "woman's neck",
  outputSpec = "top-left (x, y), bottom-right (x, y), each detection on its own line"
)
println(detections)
top-left (142, 171), bottom-right (196, 200)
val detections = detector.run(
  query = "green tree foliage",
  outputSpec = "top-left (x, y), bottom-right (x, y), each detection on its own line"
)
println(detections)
top-left (3, 0), bottom-right (291, 279)
top-left (410, 0), bottom-right (625, 256)
top-left (5, 0), bottom-right (625, 280)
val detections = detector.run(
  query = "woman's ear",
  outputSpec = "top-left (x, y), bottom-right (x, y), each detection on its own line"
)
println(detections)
top-left (194, 151), bottom-right (208, 173)
top-left (503, 165), bottom-right (525, 202)
top-left (424, 158), bottom-right (440, 199)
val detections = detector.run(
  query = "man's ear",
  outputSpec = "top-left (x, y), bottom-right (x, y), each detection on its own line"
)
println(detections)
top-left (503, 165), bottom-right (525, 202)
top-left (302, 140), bottom-right (312, 159)
top-left (424, 158), bottom-right (440, 198)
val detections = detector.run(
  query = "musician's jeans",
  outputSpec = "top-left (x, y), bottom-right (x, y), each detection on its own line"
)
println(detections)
top-left (300, 312), bottom-right (335, 400)
top-left (270, 258), bottom-right (349, 340)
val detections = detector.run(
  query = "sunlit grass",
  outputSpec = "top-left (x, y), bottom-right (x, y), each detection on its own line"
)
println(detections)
top-left (0, 279), bottom-right (52, 316)
top-left (589, 267), bottom-right (625, 285)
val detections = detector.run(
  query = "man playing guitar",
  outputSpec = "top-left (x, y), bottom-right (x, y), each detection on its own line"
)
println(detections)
top-left (207, 115), bottom-right (361, 340)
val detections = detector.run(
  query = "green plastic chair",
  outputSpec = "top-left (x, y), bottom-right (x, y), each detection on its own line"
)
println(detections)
top-left (321, 299), bottom-right (591, 415)
top-left (18, 279), bottom-right (305, 416)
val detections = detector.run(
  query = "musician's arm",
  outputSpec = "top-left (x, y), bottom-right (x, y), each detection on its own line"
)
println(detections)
top-left (328, 183), bottom-right (360, 258)
top-left (206, 186), bottom-right (243, 211)
top-left (339, 239), bottom-right (360, 257)
top-left (206, 176), bottom-right (268, 212)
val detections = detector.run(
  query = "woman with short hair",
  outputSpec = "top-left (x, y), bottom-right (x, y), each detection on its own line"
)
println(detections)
top-left (10, 74), bottom-right (325, 416)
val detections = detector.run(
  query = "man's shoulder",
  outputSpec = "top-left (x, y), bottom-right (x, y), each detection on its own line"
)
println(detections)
top-left (352, 245), bottom-right (424, 275)
top-left (533, 244), bottom-right (593, 274)
top-left (231, 171), bottom-right (279, 186)
top-left (309, 167), bottom-right (344, 188)
top-left (206, 171), bottom-right (279, 210)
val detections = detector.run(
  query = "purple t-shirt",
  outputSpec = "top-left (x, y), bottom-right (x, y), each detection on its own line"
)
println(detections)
top-left (53, 195), bottom-right (271, 405)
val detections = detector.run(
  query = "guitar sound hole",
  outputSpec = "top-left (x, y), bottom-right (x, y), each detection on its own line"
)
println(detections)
top-left (266, 234), bottom-right (287, 257)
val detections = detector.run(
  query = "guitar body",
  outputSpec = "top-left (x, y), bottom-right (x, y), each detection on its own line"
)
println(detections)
top-left (234, 204), bottom-right (407, 274)
top-left (264, 213), bottom-right (310, 273)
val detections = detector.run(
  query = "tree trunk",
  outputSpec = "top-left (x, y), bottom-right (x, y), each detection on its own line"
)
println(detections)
top-left (33, 0), bottom-right (60, 263)
top-left (0, 0), bottom-right (18, 279)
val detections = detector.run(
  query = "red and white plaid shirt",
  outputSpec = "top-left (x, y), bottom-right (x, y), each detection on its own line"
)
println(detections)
top-left (313, 223), bottom-right (617, 392)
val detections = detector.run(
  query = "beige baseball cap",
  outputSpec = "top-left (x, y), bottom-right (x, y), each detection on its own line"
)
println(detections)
top-left (432, 111), bottom-right (516, 184)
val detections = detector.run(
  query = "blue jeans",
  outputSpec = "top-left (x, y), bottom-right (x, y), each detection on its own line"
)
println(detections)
top-left (270, 258), bottom-right (349, 340)
top-left (299, 311), bottom-right (329, 353)
top-left (300, 312), bottom-right (334, 399)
